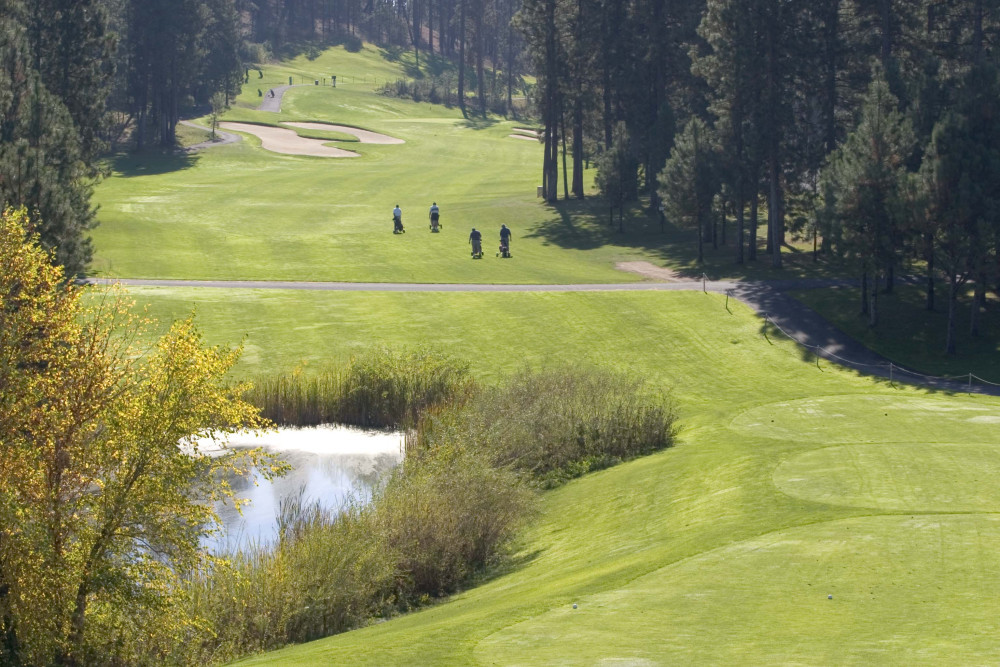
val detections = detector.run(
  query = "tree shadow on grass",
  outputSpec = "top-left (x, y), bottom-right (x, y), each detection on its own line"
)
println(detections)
top-left (463, 548), bottom-right (544, 590)
top-left (526, 196), bottom-right (853, 282)
top-left (459, 116), bottom-right (499, 130)
top-left (107, 151), bottom-right (198, 178)
top-left (524, 198), bottom-right (705, 276)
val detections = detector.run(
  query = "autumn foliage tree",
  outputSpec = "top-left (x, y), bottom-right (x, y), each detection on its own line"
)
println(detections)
top-left (0, 208), bottom-right (281, 665)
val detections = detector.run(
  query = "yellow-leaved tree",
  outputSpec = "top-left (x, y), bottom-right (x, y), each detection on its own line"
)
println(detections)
top-left (0, 208), bottom-right (282, 665)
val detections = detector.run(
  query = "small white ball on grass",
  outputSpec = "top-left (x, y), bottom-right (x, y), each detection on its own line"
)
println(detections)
top-left (572, 603), bottom-right (578, 609)
top-left (828, 595), bottom-right (833, 599)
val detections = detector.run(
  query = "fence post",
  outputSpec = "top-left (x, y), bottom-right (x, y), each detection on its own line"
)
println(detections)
top-left (889, 363), bottom-right (894, 387)
top-left (969, 373), bottom-right (973, 394)
top-left (702, 274), bottom-right (707, 293)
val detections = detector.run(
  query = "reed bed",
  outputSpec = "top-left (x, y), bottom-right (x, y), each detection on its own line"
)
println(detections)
top-left (414, 367), bottom-right (677, 487)
top-left (245, 348), bottom-right (475, 428)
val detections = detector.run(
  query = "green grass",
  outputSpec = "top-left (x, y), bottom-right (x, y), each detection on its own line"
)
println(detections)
top-left (92, 43), bottom-right (854, 286)
top-left (102, 285), bottom-right (995, 665)
top-left (88, 42), bottom-right (1000, 665)
top-left (108, 285), bottom-right (1000, 663)
top-left (793, 284), bottom-right (1000, 382)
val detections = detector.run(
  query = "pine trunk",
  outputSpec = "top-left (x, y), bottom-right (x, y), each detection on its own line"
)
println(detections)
top-left (458, 0), bottom-right (466, 114)
top-left (925, 232), bottom-right (935, 310)
top-left (749, 189), bottom-right (758, 260)
top-left (572, 97), bottom-right (584, 197)
top-left (735, 185), bottom-right (745, 264)
top-left (769, 150), bottom-right (782, 269)
top-left (861, 271), bottom-right (869, 315)
top-left (971, 272), bottom-right (986, 336)
top-left (475, 6), bottom-right (485, 116)
top-left (868, 271), bottom-right (879, 327)
top-left (560, 104), bottom-right (569, 199)
top-left (823, 0), bottom-right (839, 154)
top-left (946, 270), bottom-right (958, 354)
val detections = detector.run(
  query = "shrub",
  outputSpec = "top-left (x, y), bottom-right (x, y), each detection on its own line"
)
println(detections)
top-left (415, 368), bottom-right (677, 487)
top-left (171, 498), bottom-right (398, 664)
top-left (373, 443), bottom-right (535, 597)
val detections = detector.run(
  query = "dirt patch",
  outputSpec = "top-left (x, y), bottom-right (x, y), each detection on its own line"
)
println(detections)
top-left (218, 122), bottom-right (359, 157)
top-left (282, 122), bottom-right (404, 144)
top-left (615, 261), bottom-right (685, 282)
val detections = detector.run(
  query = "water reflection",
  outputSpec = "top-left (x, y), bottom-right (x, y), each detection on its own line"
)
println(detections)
top-left (206, 425), bottom-right (403, 551)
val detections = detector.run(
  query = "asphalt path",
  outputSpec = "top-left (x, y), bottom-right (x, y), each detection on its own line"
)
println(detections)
top-left (179, 120), bottom-right (241, 152)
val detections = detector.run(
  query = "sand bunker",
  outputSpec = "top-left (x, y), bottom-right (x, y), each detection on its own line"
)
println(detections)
top-left (218, 122), bottom-right (359, 157)
top-left (509, 133), bottom-right (539, 141)
top-left (283, 122), bottom-right (405, 144)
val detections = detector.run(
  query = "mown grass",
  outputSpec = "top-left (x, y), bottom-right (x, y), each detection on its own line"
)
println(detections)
top-left (193, 288), bottom-right (1000, 666)
top-left (792, 284), bottom-right (1000, 382)
top-left (98, 281), bottom-right (1000, 665)
top-left (93, 43), bottom-right (860, 286)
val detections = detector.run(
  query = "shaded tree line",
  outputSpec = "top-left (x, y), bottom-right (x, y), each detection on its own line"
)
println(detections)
top-left (521, 0), bottom-right (1000, 353)
top-left (0, 0), bottom-right (244, 274)
top-left (243, 0), bottom-right (528, 117)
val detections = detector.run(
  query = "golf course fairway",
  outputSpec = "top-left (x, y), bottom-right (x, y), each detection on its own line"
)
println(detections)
top-left (87, 44), bottom-right (1000, 665)
top-left (117, 286), bottom-right (1000, 665)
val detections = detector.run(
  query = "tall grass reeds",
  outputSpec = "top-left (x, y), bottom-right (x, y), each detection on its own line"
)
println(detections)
top-left (414, 367), bottom-right (677, 487)
top-left (245, 348), bottom-right (474, 428)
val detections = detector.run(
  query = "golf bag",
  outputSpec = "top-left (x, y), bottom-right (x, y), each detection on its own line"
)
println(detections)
top-left (393, 216), bottom-right (405, 233)
top-left (471, 240), bottom-right (483, 258)
top-left (430, 213), bottom-right (440, 232)
top-left (497, 240), bottom-right (511, 258)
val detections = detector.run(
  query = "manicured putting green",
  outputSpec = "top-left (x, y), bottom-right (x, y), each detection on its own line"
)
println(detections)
top-left (478, 515), bottom-right (1000, 665)
top-left (731, 394), bottom-right (1000, 444)
top-left (775, 443), bottom-right (1000, 511)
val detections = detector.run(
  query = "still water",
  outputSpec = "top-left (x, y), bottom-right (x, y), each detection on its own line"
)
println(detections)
top-left (204, 425), bottom-right (404, 551)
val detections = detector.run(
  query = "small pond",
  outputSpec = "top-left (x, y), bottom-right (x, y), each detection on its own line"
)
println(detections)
top-left (203, 425), bottom-right (404, 552)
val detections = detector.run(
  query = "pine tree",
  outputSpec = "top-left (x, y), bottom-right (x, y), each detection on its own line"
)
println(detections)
top-left (0, 1), bottom-right (95, 275)
top-left (824, 69), bottom-right (914, 327)
top-left (658, 117), bottom-right (719, 263)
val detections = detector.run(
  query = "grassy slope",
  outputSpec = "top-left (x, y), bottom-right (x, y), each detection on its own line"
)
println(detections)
top-left (121, 286), bottom-right (1000, 665)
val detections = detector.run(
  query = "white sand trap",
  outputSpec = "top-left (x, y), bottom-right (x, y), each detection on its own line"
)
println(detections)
top-left (512, 127), bottom-right (540, 136)
top-left (218, 122), bottom-right (359, 157)
top-left (509, 133), bottom-right (539, 141)
top-left (283, 122), bottom-right (404, 144)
